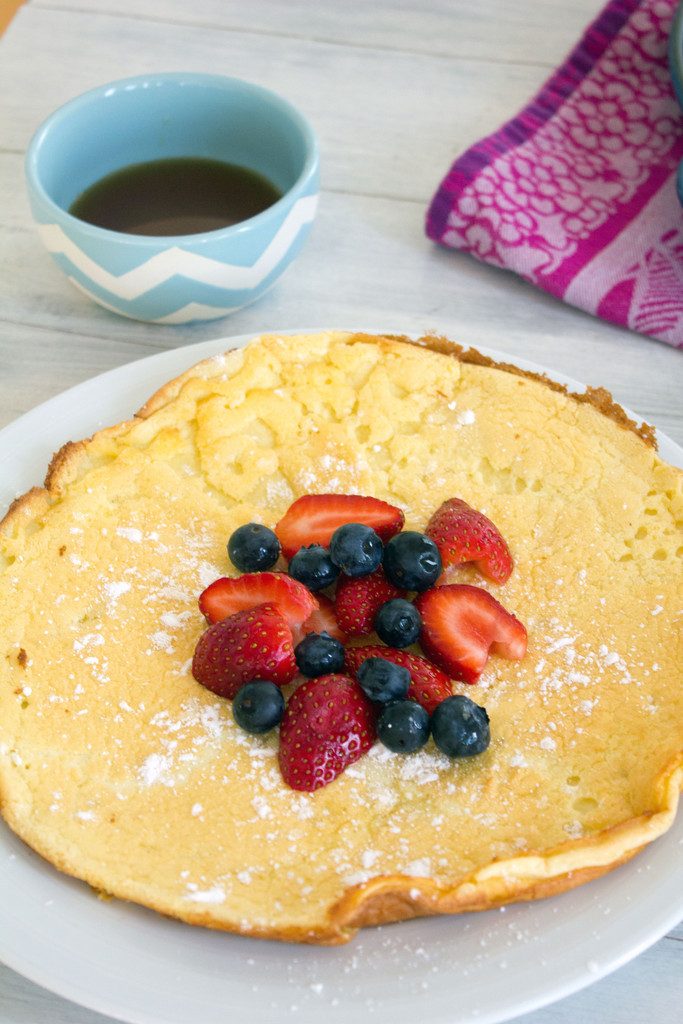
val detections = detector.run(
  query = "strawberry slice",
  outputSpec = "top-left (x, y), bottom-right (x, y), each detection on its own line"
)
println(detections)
top-left (334, 569), bottom-right (404, 637)
top-left (198, 571), bottom-right (317, 629)
top-left (294, 593), bottom-right (348, 644)
top-left (426, 497), bottom-right (513, 584)
top-left (192, 603), bottom-right (297, 699)
top-left (344, 644), bottom-right (452, 713)
top-left (278, 674), bottom-right (376, 791)
top-left (415, 584), bottom-right (527, 684)
top-left (274, 494), bottom-right (404, 560)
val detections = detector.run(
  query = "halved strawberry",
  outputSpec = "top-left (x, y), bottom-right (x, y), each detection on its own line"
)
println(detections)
top-left (198, 572), bottom-right (317, 629)
top-left (344, 644), bottom-right (452, 713)
top-left (426, 497), bottom-right (513, 584)
top-left (274, 494), bottom-right (404, 560)
top-left (192, 603), bottom-right (297, 699)
top-left (278, 674), bottom-right (376, 791)
top-left (294, 593), bottom-right (348, 644)
top-left (334, 569), bottom-right (404, 637)
top-left (415, 584), bottom-right (527, 684)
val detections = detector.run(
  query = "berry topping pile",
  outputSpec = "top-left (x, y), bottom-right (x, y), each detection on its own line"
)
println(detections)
top-left (377, 700), bottom-right (431, 754)
top-left (383, 530), bottom-right (442, 591)
top-left (344, 645), bottom-right (452, 714)
top-left (374, 597), bottom-right (422, 648)
top-left (294, 631), bottom-right (346, 677)
top-left (190, 493), bottom-right (527, 792)
top-left (232, 680), bottom-right (285, 735)
top-left (426, 497), bottom-right (513, 584)
top-left (288, 544), bottom-right (339, 591)
top-left (279, 674), bottom-right (376, 791)
top-left (334, 568), bottom-right (403, 637)
top-left (199, 571), bottom-right (316, 629)
top-left (192, 603), bottom-right (297, 699)
top-left (227, 522), bottom-right (281, 573)
top-left (274, 493), bottom-right (404, 560)
top-left (357, 656), bottom-right (411, 703)
top-left (415, 584), bottom-right (527, 684)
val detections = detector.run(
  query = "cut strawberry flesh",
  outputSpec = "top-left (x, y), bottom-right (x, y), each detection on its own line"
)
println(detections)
top-left (293, 593), bottom-right (348, 644)
top-left (275, 493), bottom-right (404, 560)
top-left (415, 584), bottom-right (527, 684)
top-left (426, 497), bottom-right (513, 584)
top-left (199, 571), bottom-right (317, 629)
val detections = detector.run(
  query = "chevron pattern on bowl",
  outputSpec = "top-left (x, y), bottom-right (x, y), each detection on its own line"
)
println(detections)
top-left (35, 194), bottom-right (318, 323)
top-left (26, 73), bottom-right (319, 323)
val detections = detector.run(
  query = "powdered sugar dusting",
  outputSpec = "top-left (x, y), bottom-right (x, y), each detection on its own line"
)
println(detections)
top-left (197, 562), bottom-right (223, 589)
top-left (404, 858), bottom-right (432, 877)
top-left (138, 753), bottom-right (175, 787)
top-left (160, 610), bottom-right (192, 629)
top-left (361, 850), bottom-right (380, 869)
top-left (116, 526), bottom-right (143, 543)
top-left (103, 580), bottom-right (131, 610)
top-left (149, 630), bottom-right (174, 654)
top-left (73, 633), bottom-right (104, 653)
top-left (185, 885), bottom-right (226, 904)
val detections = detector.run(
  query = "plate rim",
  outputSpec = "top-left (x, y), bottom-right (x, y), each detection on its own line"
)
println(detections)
top-left (0, 327), bottom-right (681, 1024)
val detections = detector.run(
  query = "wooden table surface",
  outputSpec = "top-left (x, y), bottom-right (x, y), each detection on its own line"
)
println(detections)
top-left (1, 1), bottom-right (682, 1022)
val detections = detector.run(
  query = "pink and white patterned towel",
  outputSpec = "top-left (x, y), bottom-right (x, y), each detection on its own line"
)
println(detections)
top-left (426, 0), bottom-right (683, 347)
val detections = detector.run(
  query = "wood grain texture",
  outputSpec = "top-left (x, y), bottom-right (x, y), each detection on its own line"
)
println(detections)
top-left (1, 159), bottom-right (680, 443)
top-left (35, 0), bottom-right (602, 66)
top-left (0, 6), bottom-right (552, 199)
top-left (0, 0), bottom-right (681, 1021)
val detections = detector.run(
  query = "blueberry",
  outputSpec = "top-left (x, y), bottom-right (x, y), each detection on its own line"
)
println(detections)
top-left (374, 598), bottom-right (422, 648)
top-left (431, 695), bottom-right (490, 757)
top-left (377, 700), bottom-right (430, 753)
top-left (232, 680), bottom-right (285, 734)
top-left (382, 531), bottom-right (441, 591)
top-left (329, 523), bottom-right (383, 577)
top-left (288, 545), bottom-right (339, 591)
top-left (294, 632), bottom-right (345, 677)
top-left (228, 523), bottom-right (280, 573)
top-left (357, 656), bottom-right (410, 703)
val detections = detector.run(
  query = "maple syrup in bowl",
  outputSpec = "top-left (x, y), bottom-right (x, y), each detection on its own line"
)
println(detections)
top-left (69, 157), bottom-right (283, 237)
top-left (25, 72), bottom-right (319, 323)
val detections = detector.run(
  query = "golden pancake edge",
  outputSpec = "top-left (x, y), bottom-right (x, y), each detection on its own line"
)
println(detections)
top-left (0, 331), bottom-right (681, 944)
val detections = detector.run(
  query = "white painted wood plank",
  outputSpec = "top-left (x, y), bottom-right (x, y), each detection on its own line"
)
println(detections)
top-left (0, 322), bottom-right (162, 429)
top-left (1, 150), bottom-right (681, 443)
top-left (0, 6), bottom-right (554, 201)
top-left (36, 0), bottom-right (605, 67)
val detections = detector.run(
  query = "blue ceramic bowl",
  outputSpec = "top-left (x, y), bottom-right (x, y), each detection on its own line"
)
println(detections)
top-left (668, 2), bottom-right (683, 205)
top-left (25, 73), bottom-right (319, 323)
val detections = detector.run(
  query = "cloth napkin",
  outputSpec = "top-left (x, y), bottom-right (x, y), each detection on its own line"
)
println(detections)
top-left (426, 0), bottom-right (683, 347)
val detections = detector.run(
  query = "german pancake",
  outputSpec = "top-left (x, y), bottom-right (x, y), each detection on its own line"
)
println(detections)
top-left (0, 331), bottom-right (681, 944)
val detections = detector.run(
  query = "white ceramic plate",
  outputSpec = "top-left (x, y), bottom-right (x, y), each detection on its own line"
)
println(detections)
top-left (1, 332), bottom-right (681, 1024)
